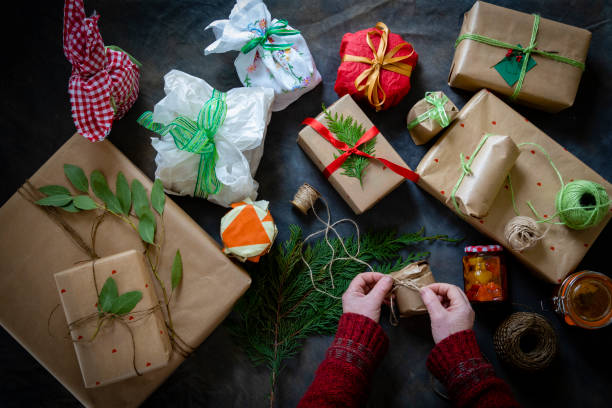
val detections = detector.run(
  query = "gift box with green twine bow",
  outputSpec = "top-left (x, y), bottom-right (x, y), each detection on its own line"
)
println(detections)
top-left (406, 91), bottom-right (458, 145)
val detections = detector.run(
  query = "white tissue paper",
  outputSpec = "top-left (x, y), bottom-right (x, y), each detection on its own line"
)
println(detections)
top-left (204, 0), bottom-right (322, 111)
top-left (148, 69), bottom-right (274, 207)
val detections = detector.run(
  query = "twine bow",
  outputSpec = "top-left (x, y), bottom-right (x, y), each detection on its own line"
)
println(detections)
top-left (302, 117), bottom-right (419, 182)
top-left (407, 92), bottom-right (452, 130)
top-left (450, 133), bottom-right (491, 216)
top-left (137, 90), bottom-right (227, 198)
top-left (241, 19), bottom-right (300, 54)
top-left (455, 14), bottom-right (585, 100)
top-left (342, 22), bottom-right (415, 111)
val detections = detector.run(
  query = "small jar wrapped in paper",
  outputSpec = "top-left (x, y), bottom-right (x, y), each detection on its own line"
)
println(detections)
top-left (389, 261), bottom-right (436, 321)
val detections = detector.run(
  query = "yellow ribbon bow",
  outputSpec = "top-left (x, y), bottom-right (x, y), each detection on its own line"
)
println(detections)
top-left (342, 22), bottom-right (415, 111)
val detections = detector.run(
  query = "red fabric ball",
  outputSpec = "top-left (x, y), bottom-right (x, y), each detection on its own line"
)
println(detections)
top-left (334, 25), bottom-right (418, 111)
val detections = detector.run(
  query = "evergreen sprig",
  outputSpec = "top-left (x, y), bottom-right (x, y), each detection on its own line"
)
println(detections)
top-left (229, 225), bottom-right (459, 407)
top-left (323, 105), bottom-right (376, 185)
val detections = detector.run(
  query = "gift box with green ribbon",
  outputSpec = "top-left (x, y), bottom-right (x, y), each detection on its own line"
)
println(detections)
top-left (449, 1), bottom-right (591, 113)
top-left (406, 91), bottom-right (458, 145)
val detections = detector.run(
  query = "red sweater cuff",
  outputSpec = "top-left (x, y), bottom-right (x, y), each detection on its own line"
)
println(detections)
top-left (426, 329), bottom-right (484, 379)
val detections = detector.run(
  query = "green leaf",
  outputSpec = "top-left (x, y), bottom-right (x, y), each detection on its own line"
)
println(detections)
top-left (116, 172), bottom-right (131, 215)
top-left (64, 164), bottom-right (89, 193)
top-left (35, 194), bottom-right (73, 207)
top-left (131, 179), bottom-right (149, 218)
top-left (171, 250), bottom-right (183, 290)
top-left (110, 291), bottom-right (143, 315)
top-left (73, 195), bottom-right (98, 210)
top-left (60, 202), bottom-right (80, 213)
top-left (98, 277), bottom-right (119, 313)
top-left (90, 170), bottom-right (122, 214)
top-left (39, 185), bottom-right (70, 196)
top-left (138, 211), bottom-right (156, 244)
top-left (151, 179), bottom-right (165, 215)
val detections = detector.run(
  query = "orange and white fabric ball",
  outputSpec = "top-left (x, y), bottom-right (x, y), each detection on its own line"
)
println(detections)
top-left (220, 199), bottom-right (277, 262)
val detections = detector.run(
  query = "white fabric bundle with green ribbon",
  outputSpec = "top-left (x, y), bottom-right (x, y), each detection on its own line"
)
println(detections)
top-left (138, 69), bottom-right (274, 207)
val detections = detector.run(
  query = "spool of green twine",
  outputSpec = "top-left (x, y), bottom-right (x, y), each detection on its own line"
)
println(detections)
top-left (555, 180), bottom-right (610, 230)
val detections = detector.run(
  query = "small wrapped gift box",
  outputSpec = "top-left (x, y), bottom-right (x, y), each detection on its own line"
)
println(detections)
top-left (297, 95), bottom-right (418, 214)
top-left (416, 90), bottom-right (612, 283)
top-left (406, 92), bottom-right (458, 145)
top-left (449, 1), bottom-right (591, 112)
top-left (390, 261), bottom-right (435, 317)
top-left (54, 250), bottom-right (171, 388)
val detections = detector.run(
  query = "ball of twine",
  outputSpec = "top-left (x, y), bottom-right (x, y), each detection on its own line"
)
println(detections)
top-left (556, 180), bottom-right (610, 230)
top-left (493, 312), bottom-right (557, 371)
top-left (291, 183), bottom-right (321, 214)
top-left (504, 216), bottom-right (545, 251)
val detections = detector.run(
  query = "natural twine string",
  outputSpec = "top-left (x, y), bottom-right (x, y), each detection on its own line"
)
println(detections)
top-left (388, 269), bottom-right (426, 326)
top-left (290, 183), bottom-right (322, 215)
top-left (503, 216), bottom-right (548, 252)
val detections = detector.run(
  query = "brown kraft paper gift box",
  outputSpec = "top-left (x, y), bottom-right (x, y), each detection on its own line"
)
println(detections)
top-left (297, 94), bottom-right (411, 214)
top-left (54, 250), bottom-right (171, 389)
top-left (416, 89), bottom-right (612, 284)
top-left (449, 1), bottom-right (591, 113)
top-left (406, 91), bottom-right (458, 145)
top-left (390, 261), bottom-right (435, 317)
top-left (0, 134), bottom-right (251, 407)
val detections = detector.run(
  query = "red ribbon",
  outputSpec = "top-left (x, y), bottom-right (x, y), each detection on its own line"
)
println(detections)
top-left (302, 117), bottom-right (419, 182)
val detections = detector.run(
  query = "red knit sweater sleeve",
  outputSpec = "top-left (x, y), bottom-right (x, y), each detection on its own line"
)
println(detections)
top-left (298, 313), bottom-right (388, 408)
top-left (427, 330), bottom-right (520, 408)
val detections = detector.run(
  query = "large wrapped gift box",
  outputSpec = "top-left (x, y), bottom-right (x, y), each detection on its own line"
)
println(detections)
top-left (449, 1), bottom-right (591, 113)
top-left (0, 134), bottom-right (251, 407)
top-left (416, 90), bottom-right (611, 283)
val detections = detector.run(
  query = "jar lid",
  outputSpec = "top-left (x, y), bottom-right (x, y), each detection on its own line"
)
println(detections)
top-left (465, 245), bottom-right (503, 253)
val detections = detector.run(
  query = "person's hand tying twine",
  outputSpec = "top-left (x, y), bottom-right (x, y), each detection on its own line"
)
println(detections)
top-left (420, 283), bottom-right (475, 344)
top-left (343, 272), bottom-right (394, 324)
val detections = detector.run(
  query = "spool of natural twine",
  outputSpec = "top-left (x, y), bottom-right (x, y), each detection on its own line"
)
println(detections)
top-left (504, 216), bottom-right (545, 251)
top-left (493, 312), bottom-right (557, 371)
top-left (291, 183), bottom-right (322, 214)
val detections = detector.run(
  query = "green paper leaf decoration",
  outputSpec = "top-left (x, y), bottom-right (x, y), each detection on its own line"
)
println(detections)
top-left (73, 195), bottom-right (98, 211)
top-left (171, 250), bottom-right (183, 290)
top-left (99, 277), bottom-right (119, 313)
top-left (131, 180), bottom-right (149, 218)
top-left (110, 291), bottom-right (143, 315)
top-left (493, 45), bottom-right (537, 87)
top-left (35, 194), bottom-right (73, 207)
top-left (151, 179), bottom-right (165, 215)
top-left (39, 185), bottom-right (70, 196)
top-left (138, 211), bottom-right (156, 244)
top-left (116, 172), bottom-right (132, 215)
top-left (60, 202), bottom-right (80, 213)
top-left (90, 171), bottom-right (122, 214)
top-left (64, 164), bottom-right (89, 193)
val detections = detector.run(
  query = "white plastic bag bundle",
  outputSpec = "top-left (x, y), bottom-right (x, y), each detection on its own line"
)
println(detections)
top-left (140, 69), bottom-right (274, 207)
top-left (204, 0), bottom-right (321, 111)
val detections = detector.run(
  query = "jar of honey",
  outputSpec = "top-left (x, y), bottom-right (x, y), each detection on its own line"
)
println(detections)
top-left (553, 271), bottom-right (612, 329)
top-left (463, 245), bottom-right (508, 302)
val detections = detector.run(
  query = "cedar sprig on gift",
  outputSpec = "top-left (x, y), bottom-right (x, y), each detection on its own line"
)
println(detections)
top-left (323, 105), bottom-right (376, 185)
top-left (36, 164), bottom-right (189, 356)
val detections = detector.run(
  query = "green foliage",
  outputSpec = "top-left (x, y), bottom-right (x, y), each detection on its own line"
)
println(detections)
top-left (323, 105), bottom-right (376, 185)
top-left (230, 225), bottom-right (458, 404)
top-left (98, 277), bottom-right (119, 313)
top-left (64, 164), bottom-right (89, 193)
top-left (35, 194), bottom-right (72, 207)
top-left (131, 179), bottom-right (149, 218)
top-left (116, 172), bottom-right (132, 215)
top-left (171, 250), bottom-right (183, 290)
top-left (39, 185), bottom-right (70, 196)
top-left (98, 277), bottom-right (142, 315)
top-left (138, 211), bottom-right (156, 244)
top-left (91, 170), bottom-right (122, 214)
top-left (151, 179), bottom-right (165, 215)
top-left (73, 195), bottom-right (97, 210)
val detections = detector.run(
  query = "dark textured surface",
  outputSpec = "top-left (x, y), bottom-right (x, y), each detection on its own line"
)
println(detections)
top-left (1, 0), bottom-right (611, 407)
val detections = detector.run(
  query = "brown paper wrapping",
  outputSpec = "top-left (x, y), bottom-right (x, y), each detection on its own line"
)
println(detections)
top-left (0, 134), bottom-right (251, 407)
top-left (54, 250), bottom-right (171, 388)
top-left (449, 1), bottom-right (591, 113)
top-left (390, 261), bottom-right (435, 316)
top-left (416, 90), bottom-right (612, 283)
top-left (406, 91), bottom-right (458, 145)
top-left (454, 135), bottom-right (520, 218)
top-left (297, 95), bottom-right (410, 214)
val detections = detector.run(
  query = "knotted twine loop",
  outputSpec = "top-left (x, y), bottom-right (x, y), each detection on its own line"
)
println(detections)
top-left (342, 22), bottom-right (415, 111)
top-left (388, 270), bottom-right (425, 327)
top-left (241, 19), bottom-right (300, 54)
top-left (138, 89), bottom-right (228, 198)
top-left (407, 92), bottom-right (451, 130)
top-left (493, 312), bottom-right (557, 371)
top-left (455, 14), bottom-right (585, 101)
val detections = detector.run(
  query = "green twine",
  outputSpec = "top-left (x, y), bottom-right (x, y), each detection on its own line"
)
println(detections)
top-left (407, 92), bottom-right (452, 131)
top-left (240, 19), bottom-right (300, 54)
top-left (455, 14), bottom-right (585, 100)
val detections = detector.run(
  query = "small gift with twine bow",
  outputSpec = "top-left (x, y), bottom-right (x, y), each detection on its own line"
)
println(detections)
top-left (335, 22), bottom-right (418, 111)
top-left (407, 92), bottom-right (459, 145)
top-left (389, 261), bottom-right (436, 325)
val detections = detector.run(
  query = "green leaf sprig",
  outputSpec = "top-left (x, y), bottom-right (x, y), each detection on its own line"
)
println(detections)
top-left (90, 277), bottom-right (143, 341)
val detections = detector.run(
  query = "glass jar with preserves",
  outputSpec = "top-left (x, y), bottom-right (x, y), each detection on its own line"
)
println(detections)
top-left (463, 245), bottom-right (508, 302)
top-left (553, 270), bottom-right (612, 329)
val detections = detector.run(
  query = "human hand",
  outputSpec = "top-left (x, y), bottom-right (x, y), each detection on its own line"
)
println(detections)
top-left (342, 272), bottom-right (394, 323)
top-left (420, 283), bottom-right (475, 344)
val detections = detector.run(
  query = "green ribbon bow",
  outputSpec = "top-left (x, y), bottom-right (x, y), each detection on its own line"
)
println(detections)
top-left (137, 90), bottom-right (227, 198)
top-left (240, 19), bottom-right (300, 54)
top-left (455, 14), bottom-right (585, 100)
top-left (407, 92), bottom-right (451, 130)
top-left (450, 133), bottom-right (491, 216)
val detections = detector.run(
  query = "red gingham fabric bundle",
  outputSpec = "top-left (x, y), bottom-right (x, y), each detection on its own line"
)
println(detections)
top-left (63, 0), bottom-right (140, 142)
